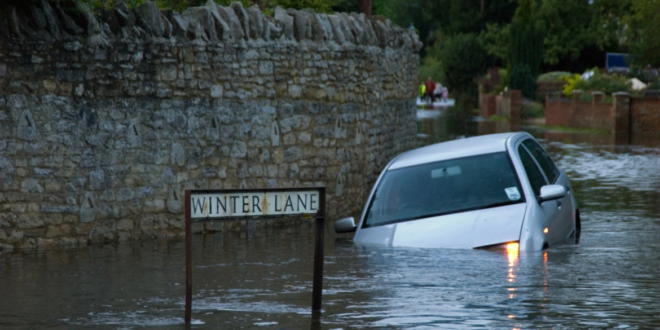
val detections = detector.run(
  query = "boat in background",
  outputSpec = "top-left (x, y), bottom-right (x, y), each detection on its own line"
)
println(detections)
top-left (417, 97), bottom-right (455, 107)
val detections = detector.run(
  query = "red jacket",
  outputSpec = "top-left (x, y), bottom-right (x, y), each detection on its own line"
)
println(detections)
top-left (424, 80), bottom-right (435, 94)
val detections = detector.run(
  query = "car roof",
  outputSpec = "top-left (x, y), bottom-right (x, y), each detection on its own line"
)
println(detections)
top-left (388, 132), bottom-right (526, 170)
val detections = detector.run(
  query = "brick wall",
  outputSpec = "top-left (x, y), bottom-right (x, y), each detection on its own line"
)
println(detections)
top-left (631, 98), bottom-right (660, 137)
top-left (545, 92), bottom-right (660, 141)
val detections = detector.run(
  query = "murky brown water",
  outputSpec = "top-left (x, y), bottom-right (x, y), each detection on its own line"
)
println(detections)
top-left (2, 106), bottom-right (660, 329)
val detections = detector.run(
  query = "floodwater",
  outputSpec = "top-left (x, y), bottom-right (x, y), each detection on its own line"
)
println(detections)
top-left (2, 105), bottom-right (660, 329)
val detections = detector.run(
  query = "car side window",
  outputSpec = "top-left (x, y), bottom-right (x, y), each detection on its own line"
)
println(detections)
top-left (522, 139), bottom-right (560, 184)
top-left (518, 145), bottom-right (547, 197)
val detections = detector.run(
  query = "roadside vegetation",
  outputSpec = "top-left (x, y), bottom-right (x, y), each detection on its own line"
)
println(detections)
top-left (400, 0), bottom-right (660, 106)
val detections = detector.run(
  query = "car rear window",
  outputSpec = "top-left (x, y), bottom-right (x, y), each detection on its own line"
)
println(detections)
top-left (364, 152), bottom-right (525, 227)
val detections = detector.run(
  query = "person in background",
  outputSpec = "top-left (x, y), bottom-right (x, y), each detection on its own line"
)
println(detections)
top-left (433, 82), bottom-right (443, 102)
top-left (442, 86), bottom-right (449, 102)
top-left (424, 77), bottom-right (435, 104)
top-left (418, 82), bottom-right (426, 100)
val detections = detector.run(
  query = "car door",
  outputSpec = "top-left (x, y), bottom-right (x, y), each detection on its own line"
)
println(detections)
top-left (517, 141), bottom-right (564, 245)
top-left (521, 139), bottom-right (575, 242)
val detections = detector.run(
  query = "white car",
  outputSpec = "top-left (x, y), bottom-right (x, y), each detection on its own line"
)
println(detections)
top-left (335, 132), bottom-right (581, 251)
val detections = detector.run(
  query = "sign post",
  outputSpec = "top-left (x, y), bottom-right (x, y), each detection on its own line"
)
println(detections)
top-left (184, 187), bottom-right (326, 323)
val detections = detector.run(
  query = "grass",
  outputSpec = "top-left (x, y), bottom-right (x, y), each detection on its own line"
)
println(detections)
top-left (488, 115), bottom-right (509, 122)
top-left (541, 125), bottom-right (610, 134)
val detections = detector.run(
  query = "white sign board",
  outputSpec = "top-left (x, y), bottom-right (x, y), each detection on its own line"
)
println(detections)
top-left (190, 190), bottom-right (322, 220)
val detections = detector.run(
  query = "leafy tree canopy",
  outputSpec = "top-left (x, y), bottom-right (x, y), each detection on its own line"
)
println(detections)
top-left (625, 0), bottom-right (660, 68)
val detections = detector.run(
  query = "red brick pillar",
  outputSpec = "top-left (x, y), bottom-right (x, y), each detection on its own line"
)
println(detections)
top-left (509, 90), bottom-right (522, 126)
top-left (592, 91), bottom-right (603, 104)
top-left (571, 90), bottom-right (583, 127)
top-left (572, 90), bottom-right (583, 102)
top-left (481, 93), bottom-right (496, 118)
top-left (612, 92), bottom-right (631, 145)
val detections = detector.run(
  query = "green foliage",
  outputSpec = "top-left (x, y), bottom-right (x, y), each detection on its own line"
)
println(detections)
top-left (481, 0), bottom-right (632, 70)
top-left (479, 67), bottom-right (505, 94)
top-left (562, 73), bottom-right (582, 96)
top-left (509, 64), bottom-right (536, 98)
top-left (562, 70), bottom-right (632, 96)
top-left (521, 100), bottom-right (545, 119)
top-left (332, 0), bottom-right (397, 18)
top-left (537, 71), bottom-right (572, 83)
top-left (418, 56), bottom-right (445, 86)
top-left (271, 0), bottom-right (333, 13)
top-left (576, 71), bottom-right (632, 95)
top-left (536, 0), bottom-right (595, 65)
top-left (544, 125), bottom-right (611, 134)
top-left (649, 81), bottom-right (660, 90)
top-left (625, 0), bottom-right (660, 67)
top-left (481, 22), bottom-right (509, 64)
top-left (385, 0), bottom-right (517, 54)
top-left (506, 0), bottom-right (543, 98)
top-left (488, 114), bottom-right (509, 122)
top-left (433, 32), bottom-right (494, 97)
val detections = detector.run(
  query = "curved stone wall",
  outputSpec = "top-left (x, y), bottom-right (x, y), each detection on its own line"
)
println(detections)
top-left (0, 1), bottom-right (420, 251)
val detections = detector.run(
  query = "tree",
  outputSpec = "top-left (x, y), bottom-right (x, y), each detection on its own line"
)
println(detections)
top-left (625, 0), bottom-right (660, 67)
top-left (507, 0), bottom-right (544, 98)
top-left (383, 0), bottom-right (516, 55)
top-left (483, 0), bottom-right (632, 73)
top-left (433, 32), bottom-right (494, 97)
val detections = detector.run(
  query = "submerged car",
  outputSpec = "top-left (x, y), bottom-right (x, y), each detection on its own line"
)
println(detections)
top-left (335, 132), bottom-right (581, 251)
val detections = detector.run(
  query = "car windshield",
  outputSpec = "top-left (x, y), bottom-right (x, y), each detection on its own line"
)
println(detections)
top-left (364, 152), bottom-right (525, 227)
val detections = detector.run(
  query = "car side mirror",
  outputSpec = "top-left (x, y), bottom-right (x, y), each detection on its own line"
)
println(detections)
top-left (539, 184), bottom-right (566, 203)
top-left (334, 217), bottom-right (356, 234)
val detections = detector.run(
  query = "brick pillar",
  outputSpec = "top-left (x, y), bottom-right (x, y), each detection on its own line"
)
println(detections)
top-left (572, 90), bottom-right (583, 102)
top-left (612, 92), bottom-right (631, 145)
top-left (509, 90), bottom-right (522, 126)
top-left (481, 93), bottom-right (496, 118)
top-left (571, 90), bottom-right (583, 127)
top-left (592, 91), bottom-right (603, 104)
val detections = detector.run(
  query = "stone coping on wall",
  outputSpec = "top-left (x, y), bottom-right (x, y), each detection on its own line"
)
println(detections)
top-left (0, 0), bottom-right (423, 52)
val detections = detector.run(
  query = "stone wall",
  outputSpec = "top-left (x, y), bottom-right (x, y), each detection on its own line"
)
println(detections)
top-left (0, 1), bottom-right (421, 251)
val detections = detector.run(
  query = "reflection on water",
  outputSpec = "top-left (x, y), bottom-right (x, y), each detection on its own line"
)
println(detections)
top-left (1, 105), bottom-right (660, 329)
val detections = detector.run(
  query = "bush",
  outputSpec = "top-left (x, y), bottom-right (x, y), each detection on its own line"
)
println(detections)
top-left (562, 69), bottom-right (632, 96)
top-left (521, 99), bottom-right (545, 119)
top-left (537, 71), bottom-right (572, 83)
top-left (562, 73), bottom-right (582, 96)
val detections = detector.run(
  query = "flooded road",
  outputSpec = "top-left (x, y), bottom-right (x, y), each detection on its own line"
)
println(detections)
top-left (2, 106), bottom-right (660, 329)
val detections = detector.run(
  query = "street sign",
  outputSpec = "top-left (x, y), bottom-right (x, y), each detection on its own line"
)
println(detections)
top-left (184, 187), bottom-right (326, 324)
top-left (189, 190), bottom-right (322, 221)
